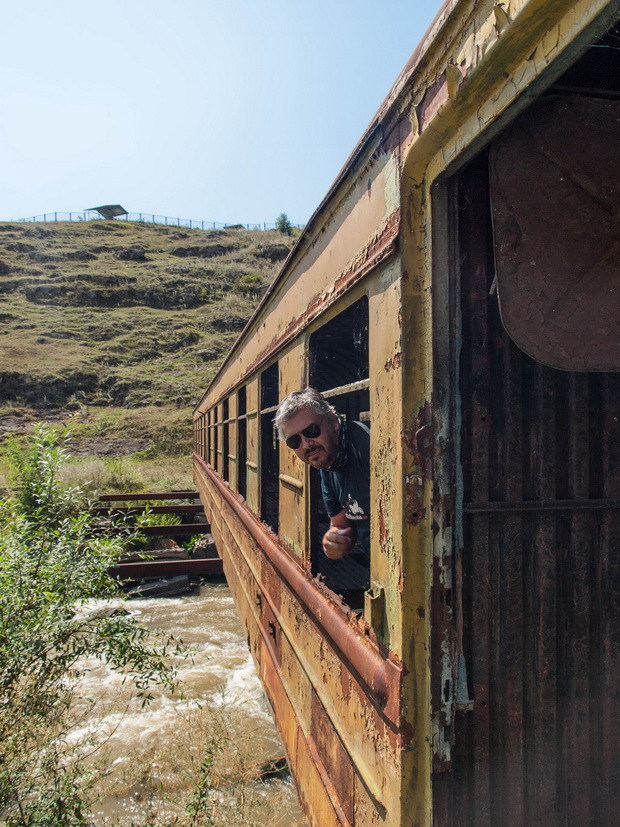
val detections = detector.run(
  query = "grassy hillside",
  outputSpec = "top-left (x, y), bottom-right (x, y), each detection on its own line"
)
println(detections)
top-left (0, 219), bottom-right (294, 493)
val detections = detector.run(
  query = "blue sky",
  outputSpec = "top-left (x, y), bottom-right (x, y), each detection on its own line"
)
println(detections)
top-left (2, 1), bottom-right (440, 225)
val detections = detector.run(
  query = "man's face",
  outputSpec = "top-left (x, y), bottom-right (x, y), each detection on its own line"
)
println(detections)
top-left (281, 407), bottom-right (340, 470)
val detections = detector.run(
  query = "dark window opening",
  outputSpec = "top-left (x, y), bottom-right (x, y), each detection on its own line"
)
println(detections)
top-left (213, 407), bottom-right (219, 474)
top-left (309, 297), bottom-right (370, 609)
top-left (207, 411), bottom-right (211, 466)
top-left (549, 21), bottom-right (620, 97)
top-left (208, 410), bottom-right (214, 467)
top-left (222, 398), bottom-right (229, 482)
top-left (260, 363), bottom-right (279, 532)
top-left (311, 298), bottom-right (369, 393)
top-left (237, 386), bottom-right (247, 500)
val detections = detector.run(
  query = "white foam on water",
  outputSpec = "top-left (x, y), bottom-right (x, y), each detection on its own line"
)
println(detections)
top-left (67, 584), bottom-right (306, 824)
top-left (214, 651), bottom-right (275, 722)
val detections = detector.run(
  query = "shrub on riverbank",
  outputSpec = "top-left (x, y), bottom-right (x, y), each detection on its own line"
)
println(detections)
top-left (0, 425), bottom-right (180, 826)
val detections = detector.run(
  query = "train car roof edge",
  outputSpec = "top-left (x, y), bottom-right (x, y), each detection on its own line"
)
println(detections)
top-left (192, 0), bottom-right (459, 414)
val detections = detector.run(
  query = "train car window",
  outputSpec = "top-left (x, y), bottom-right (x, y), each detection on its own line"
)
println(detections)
top-left (207, 409), bottom-right (214, 467)
top-left (309, 297), bottom-right (370, 609)
top-left (260, 362), bottom-right (279, 533)
top-left (237, 386), bottom-right (247, 500)
top-left (213, 407), bottom-right (219, 474)
top-left (311, 297), bottom-right (368, 399)
top-left (201, 413), bottom-right (207, 461)
top-left (222, 398), bottom-right (230, 482)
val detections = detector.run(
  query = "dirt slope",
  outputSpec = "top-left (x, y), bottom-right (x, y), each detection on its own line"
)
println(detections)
top-left (0, 220), bottom-right (292, 410)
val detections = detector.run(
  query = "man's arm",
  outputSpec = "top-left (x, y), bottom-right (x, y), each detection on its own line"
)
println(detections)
top-left (322, 510), bottom-right (356, 560)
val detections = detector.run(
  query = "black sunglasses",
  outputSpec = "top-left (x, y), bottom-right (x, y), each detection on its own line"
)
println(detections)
top-left (285, 420), bottom-right (322, 449)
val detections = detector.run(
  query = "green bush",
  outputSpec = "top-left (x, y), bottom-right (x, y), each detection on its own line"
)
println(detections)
top-left (126, 507), bottom-right (183, 553)
top-left (0, 425), bottom-right (180, 825)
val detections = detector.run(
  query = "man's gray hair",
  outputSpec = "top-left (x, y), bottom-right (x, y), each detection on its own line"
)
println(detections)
top-left (274, 387), bottom-right (336, 439)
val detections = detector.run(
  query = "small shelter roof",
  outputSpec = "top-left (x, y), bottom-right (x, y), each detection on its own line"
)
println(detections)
top-left (87, 204), bottom-right (127, 220)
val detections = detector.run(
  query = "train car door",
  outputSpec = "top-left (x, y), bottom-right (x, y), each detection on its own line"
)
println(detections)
top-left (433, 25), bottom-right (620, 825)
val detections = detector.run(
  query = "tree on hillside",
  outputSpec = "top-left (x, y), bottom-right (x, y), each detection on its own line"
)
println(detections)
top-left (275, 213), bottom-right (293, 235)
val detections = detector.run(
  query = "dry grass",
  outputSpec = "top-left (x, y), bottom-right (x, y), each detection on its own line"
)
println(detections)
top-left (87, 701), bottom-right (305, 826)
top-left (58, 455), bottom-right (194, 496)
top-left (0, 220), bottom-right (294, 408)
top-left (0, 404), bottom-right (196, 497)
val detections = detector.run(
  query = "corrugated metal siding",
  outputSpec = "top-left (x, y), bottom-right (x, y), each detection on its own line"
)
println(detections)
top-left (439, 153), bottom-right (620, 825)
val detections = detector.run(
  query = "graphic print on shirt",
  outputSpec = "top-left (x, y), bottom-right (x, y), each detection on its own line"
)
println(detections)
top-left (346, 494), bottom-right (368, 520)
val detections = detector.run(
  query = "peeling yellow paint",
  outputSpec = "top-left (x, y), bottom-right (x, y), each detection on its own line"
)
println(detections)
top-left (455, 30), bottom-right (477, 68)
top-left (384, 154), bottom-right (401, 215)
top-left (494, 3), bottom-right (512, 34)
top-left (543, 24), bottom-right (561, 55)
top-left (445, 63), bottom-right (464, 98)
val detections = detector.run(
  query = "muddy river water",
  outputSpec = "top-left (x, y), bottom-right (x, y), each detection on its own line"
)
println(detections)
top-left (71, 584), bottom-right (307, 826)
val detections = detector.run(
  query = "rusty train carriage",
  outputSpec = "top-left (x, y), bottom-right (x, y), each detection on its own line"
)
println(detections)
top-left (193, 1), bottom-right (620, 824)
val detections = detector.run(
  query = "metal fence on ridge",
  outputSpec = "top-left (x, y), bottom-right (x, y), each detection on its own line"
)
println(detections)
top-left (9, 211), bottom-right (303, 232)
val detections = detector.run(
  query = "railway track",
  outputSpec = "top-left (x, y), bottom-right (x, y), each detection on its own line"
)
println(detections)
top-left (98, 490), bottom-right (224, 583)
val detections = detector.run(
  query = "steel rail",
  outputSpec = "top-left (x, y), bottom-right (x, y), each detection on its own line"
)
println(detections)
top-left (97, 491), bottom-right (199, 502)
top-left (92, 504), bottom-right (206, 516)
top-left (109, 558), bottom-right (223, 579)
top-left (137, 523), bottom-right (211, 537)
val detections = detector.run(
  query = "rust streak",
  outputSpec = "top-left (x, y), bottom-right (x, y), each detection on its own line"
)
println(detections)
top-left (384, 351), bottom-right (403, 371)
top-left (403, 404), bottom-right (432, 525)
top-left (403, 401), bottom-right (433, 477)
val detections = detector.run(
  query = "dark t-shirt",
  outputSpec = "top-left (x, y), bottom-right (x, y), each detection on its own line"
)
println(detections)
top-left (320, 421), bottom-right (370, 562)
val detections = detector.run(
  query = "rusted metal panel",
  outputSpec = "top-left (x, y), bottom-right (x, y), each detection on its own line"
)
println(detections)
top-left (109, 557), bottom-right (223, 579)
top-left (259, 563), bottom-right (282, 667)
top-left (97, 490), bottom-right (198, 501)
top-left (194, 453), bottom-right (405, 820)
top-left (205, 212), bottom-right (401, 406)
top-left (194, 453), bottom-right (394, 825)
top-left (489, 95), bottom-right (620, 371)
top-left (246, 379), bottom-right (260, 514)
top-left (310, 689), bottom-right (356, 824)
top-left (254, 606), bottom-right (350, 826)
top-left (277, 342), bottom-right (310, 559)
top-left (435, 150), bottom-right (620, 825)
